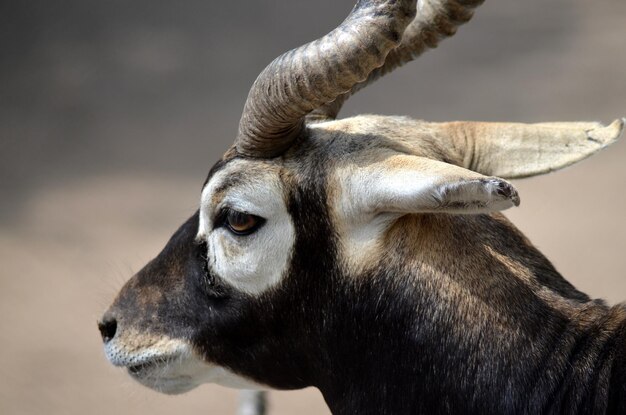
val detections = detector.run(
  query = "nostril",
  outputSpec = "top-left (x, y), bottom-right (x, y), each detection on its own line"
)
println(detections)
top-left (98, 317), bottom-right (117, 343)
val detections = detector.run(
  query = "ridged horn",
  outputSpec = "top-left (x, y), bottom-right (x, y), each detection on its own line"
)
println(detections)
top-left (308, 0), bottom-right (485, 122)
top-left (235, 0), bottom-right (417, 158)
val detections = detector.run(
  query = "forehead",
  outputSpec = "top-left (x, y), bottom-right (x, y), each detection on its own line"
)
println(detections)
top-left (200, 157), bottom-right (285, 211)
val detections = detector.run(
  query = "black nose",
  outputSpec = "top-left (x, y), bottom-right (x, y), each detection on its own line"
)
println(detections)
top-left (98, 316), bottom-right (117, 343)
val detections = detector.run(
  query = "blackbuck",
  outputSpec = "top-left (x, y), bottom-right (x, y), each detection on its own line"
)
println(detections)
top-left (98, 0), bottom-right (625, 413)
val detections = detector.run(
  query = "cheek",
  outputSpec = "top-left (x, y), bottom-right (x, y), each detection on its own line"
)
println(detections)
top-left (209, 219), bottom-right (295, 295)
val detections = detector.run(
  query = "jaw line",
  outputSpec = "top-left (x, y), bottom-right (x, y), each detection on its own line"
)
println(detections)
top-left (104, 339), bottom-right (270, 392)
top-left (124, 349), bottom-right (203, 394)
top-left (130, 363), bottom-right (201, 395)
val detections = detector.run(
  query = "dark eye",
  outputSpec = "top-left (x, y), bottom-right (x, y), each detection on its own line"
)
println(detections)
top-left (222, 209), bottom-right (265, 236)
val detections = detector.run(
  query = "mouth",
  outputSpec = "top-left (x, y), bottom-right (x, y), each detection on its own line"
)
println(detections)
top-left (124, 355), bottom-right (179, 378)
top-left (127, 359), bottom-right (165, 375)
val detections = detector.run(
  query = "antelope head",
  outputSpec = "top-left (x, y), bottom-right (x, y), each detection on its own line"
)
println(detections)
top-left (99, 0), bottom-right (624, 411)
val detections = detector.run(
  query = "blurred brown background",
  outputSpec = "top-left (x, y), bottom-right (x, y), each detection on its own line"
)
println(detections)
top-left (1, 0), bottom-right (625, 414)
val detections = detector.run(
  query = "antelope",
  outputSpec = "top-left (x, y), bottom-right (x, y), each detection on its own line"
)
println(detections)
top-left (98, 0), bottom-right (626, 413)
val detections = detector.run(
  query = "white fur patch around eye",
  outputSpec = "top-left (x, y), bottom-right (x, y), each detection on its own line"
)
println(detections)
top-left (198, 160), bottom-right (295, 296)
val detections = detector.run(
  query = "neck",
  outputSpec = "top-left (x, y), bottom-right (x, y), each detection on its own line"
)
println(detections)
top-left (320, 309), bottom-right (626, 414)
top-left (318, 213), bottom-right (626, 414)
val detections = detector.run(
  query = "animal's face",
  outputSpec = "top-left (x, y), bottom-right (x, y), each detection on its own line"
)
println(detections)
top-left (99, 139), bottom-right (316, 394)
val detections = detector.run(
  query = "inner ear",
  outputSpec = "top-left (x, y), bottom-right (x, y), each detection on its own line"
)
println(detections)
top-left (436, 119), bottom-right (624, 178)
top-left (343, 154), bottom-right (520, 216)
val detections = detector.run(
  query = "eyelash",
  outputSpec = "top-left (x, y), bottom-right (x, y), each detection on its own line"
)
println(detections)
top-left (214, 207), bottom-right (265, 236)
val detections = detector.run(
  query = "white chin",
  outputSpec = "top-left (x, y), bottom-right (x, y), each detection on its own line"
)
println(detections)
top-left (132, 372), bottom-right (200, 395)
top-left (124, 352), bottom-right (269, 394)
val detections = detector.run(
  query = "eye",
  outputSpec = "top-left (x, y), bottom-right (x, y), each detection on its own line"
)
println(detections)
top-left (221, 209), bottom-right (265, 236)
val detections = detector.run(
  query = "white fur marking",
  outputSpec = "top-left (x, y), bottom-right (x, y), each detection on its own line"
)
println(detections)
top-left (104, 335), bottom-right (269, 394)
top-left (333, 156), bottom-right (519, 271)
top-left (198, 160), bottom-right (295, 296)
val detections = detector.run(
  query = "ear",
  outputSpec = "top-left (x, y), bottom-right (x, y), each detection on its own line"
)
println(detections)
top-left (342, 155), bottom-right (520, 216)
top-left (437, 118), bottom-right (624, 178)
